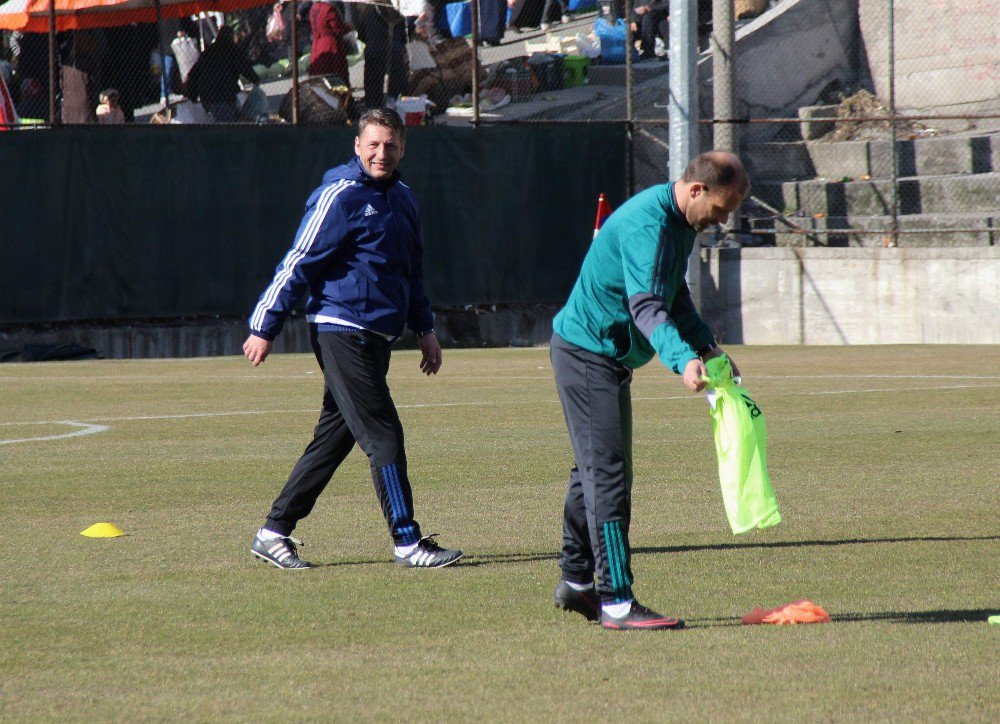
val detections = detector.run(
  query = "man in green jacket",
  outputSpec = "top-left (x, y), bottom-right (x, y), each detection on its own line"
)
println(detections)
top-left (550, 151), bottom-right (749, 631)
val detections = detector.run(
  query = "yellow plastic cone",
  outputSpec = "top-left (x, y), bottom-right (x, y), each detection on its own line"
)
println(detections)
top-left (81, 522), bottom-right (125, 538)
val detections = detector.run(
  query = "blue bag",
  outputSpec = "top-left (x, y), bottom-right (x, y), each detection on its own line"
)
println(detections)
top-left (594, 17), bottom-right (637, 65)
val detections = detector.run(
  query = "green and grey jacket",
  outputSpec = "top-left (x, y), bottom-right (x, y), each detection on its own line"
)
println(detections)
top-left (552, 182), bottom-right (714, 373)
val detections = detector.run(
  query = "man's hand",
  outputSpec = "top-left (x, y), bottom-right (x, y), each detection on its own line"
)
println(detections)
top-left (417, 333), bottom-right (442, 375)
top-left (702, 345), bottom-right (741, 380)
top-left (243, 334), bottom-right (273, 367)
top-left (683, 357), bottom-right (708, 392)
top-left (635, 5), bottom-right (651, 14)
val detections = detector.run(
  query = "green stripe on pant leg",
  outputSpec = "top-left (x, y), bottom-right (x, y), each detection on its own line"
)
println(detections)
top-left (602, 521), bottom-right (622, 596)
top-left (603, 520), bottom-right (632, 602)
top-left (609, 521), bottom-right (632, 591)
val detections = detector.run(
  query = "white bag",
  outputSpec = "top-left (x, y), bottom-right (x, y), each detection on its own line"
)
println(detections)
top-left (171, 100), bottom-right (214, 124)
top-left (576, 33), bottom-right (601, 59)
top-left (406, 39), bottom-right (436, 71)
top-left (171, 36), bottom-right (200, 82)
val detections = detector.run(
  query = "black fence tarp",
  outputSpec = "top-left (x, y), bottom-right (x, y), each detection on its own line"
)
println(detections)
top-left (0, 124), bottom-right (627, 325)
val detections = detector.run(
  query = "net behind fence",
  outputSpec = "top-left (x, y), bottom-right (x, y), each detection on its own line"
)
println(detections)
top-left (1, 0), bottom-right (997, 249)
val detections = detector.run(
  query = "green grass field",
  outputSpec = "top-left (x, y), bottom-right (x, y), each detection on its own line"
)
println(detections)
top-left (2, 345), bottom-right (998, 721)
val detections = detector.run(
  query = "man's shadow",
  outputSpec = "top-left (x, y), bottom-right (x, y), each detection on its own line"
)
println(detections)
top-left (456, 533), bottom-right (998, 568)
top-left (309, 534), bottom-right (998, 572)
top-left (689, 608), bottom-right (996, 628)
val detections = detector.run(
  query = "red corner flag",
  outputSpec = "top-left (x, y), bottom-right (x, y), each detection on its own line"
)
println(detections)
top-left (593, 193), bottom-right (612, 238)
top-left (0, 71), bottom-right (18, 131)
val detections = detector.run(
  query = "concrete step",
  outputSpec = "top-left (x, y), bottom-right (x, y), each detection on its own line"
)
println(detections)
top-left (744, 133), bottom-right (1000, 181)
top-left (750, 212), bottom-right (999, 247)
top-left (753, 172), bottom-right (1000, 218)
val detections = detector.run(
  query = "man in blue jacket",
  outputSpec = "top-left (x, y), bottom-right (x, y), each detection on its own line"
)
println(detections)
top-left (244, 108), bottom-right (462, 570)
top-left (551, 151), bottom-right (749, 629)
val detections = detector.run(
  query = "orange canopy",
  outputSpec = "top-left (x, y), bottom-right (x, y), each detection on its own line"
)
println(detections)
top-left (0, 0), bottom-right (276, 32)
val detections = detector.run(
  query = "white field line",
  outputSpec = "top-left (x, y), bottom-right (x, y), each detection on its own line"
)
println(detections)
top-left (1, 383), bottom-right (998, 434)
top-left (1, 372), bottom-right (997, 383)
top-left (0, 421), bottom-right (109, 445)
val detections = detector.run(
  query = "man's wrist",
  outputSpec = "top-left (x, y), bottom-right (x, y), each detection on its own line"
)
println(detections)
top-left (416, 328), bottom-right (435, 338)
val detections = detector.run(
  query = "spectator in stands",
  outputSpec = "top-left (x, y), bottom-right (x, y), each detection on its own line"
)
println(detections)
top-left (156, 19), bottom-right (182, 104)
top-left (540, 0), bottom-right (569, 31)
top-left (631, 0), bottom-right (668, 60)
top-left (184, 25), bottom-right (260, 122)
top-left (309, 0), bottom-right (353, 84)
top-left (478, 0), bottom-right (507, 45)
top-left (507, 0), bottom-right (544, 33)
top-left (351, 1), bottom-right (408, 110)
top-left (96, 88), bottom-right (126, 124)
top-left (13, 31), bottom-right (48, 120)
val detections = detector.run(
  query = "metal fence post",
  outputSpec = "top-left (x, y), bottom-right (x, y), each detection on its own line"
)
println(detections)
top-left (887, 0), bottom-right (898, 246)
top-left (472, 0), bottom-right (481, 125)
top-left (626, 0), bottom-right (634, 194)
top-left (47, 0), bottom-right (56, 125)
top-left (711, 0), bottom-right (737, 242)
top-left (711, 0), bottom-right (735, 153)
top-left (670, 0), bottom-right (699, 301)
top-left (668, 0), bottom-right (698, 177)
top-left (291, 0), bottom-right (300, 125)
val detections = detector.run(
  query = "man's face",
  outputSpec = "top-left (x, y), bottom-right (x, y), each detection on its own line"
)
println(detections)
top-left (355, 124), bottom-right (404, 180)
top-left (684, 183), bottom-right (746, 231)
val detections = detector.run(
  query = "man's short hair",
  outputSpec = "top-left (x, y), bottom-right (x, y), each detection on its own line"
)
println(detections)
top-left (681, 151), bottom-right (749, 194)
top-left (357, 108), bottom-right (406, 141)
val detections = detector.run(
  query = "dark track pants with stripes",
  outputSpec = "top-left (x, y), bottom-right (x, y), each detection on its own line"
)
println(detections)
top-left (550, 333), bottom-right (635, 604)
top-left (264, 329), bottom-right (422, 546)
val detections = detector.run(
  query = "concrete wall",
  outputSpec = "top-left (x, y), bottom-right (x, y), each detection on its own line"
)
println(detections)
top-left (859, 0), bottom-right (1000, 116)
top-left (5, 251), bottom-right (998, 357)
top-left (700, 247), bottom-right (1000, 344)
top-left (697, 0), bottom-right (863, 144)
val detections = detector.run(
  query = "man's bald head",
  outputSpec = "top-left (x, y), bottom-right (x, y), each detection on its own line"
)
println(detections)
top-left (681, 151), bottom-right (750, 196)
top-left (674, 151), bottom-right (750, 231)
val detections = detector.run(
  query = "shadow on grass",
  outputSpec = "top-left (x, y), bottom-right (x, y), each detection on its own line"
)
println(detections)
top-left (633, 533), bottom-right (999, 557)
top-left (687, 608), bottom-right (996, 628)
top-left (458, 552), bottom-right (559, 568)
top-left (309, 553), bottom-right (557, 568)
top-left (309, 534), bottom-right (998, 569)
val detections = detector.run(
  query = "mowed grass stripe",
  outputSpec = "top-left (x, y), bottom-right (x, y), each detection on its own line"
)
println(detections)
top-left (1, 345), bottom-right (998, 720)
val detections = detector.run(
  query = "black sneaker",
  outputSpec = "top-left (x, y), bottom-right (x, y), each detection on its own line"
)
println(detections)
top-left (394, 534), bottom-right (463, 568)
top-left (600, 601), bottom-right (685, 631)
top-left (251, 530), bottom-right (312, 570)
top-left (553, 580), bottom-right (601, 621)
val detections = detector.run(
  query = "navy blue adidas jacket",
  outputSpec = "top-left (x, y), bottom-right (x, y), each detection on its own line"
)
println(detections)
top-left (249, 157), bottom-right (434, 341)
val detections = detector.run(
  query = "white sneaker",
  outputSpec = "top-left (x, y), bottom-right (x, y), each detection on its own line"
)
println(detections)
top-left (394, 534), bottom-right (463, 568)
top-left (561, 14), bottom-right (570, 23)
top-left (540, 22), bottom-right (551, 30)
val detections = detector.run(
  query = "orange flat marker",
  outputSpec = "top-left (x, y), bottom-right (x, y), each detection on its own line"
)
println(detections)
top-left (742, 600), bottom-right (832, 625)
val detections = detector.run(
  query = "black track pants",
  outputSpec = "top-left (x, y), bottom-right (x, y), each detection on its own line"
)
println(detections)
top-left (550, 333), bottom-right (635, 604)
top-left (264, 329), bottom-right (422, 546)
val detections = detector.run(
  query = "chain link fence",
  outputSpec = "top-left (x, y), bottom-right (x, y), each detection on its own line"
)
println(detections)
top-left (1, 0), bottom-right (996, 248)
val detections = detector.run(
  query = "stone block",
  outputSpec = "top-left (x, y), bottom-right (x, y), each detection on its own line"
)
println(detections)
top-left (807, 141), bottom-right (872, 180)
top-left (798, 104), bottom-right (838, 141)
top-left (743, 142), bottom-right (815, 180)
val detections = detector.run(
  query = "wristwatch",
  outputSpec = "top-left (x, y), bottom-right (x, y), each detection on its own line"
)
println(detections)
top-left (416, 328), bottom-right (435, 338)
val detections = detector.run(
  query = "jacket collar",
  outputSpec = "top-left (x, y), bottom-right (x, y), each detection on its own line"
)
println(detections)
top-left (668, 181), bottom-right (696, 231)
top-left (352, 156), bottom-right (400, 190)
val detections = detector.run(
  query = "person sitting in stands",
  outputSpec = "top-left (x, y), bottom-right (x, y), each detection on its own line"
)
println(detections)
top-left (184, 25), bottom-right (260, 122)
top-left (96, 88), bottom-right (126, 124)
top-left (630, 0), bottom-right (668, 60)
